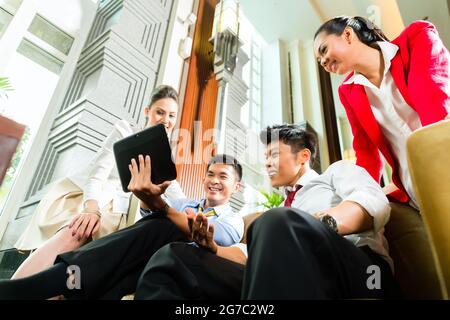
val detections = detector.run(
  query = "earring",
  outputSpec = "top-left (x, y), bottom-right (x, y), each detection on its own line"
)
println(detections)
top-left (145, 116), bottom-right (149, 126)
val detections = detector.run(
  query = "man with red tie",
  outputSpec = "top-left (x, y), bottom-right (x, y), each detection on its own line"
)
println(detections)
top-left (133, 124), bottom-right (399, 300)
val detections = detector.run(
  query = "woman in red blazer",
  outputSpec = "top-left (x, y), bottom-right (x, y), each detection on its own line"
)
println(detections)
top-left (314, 16), bottom-right (450, 206)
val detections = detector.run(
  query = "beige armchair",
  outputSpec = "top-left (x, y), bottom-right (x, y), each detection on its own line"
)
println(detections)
top-left (406, 120), bottom-right (450, 299)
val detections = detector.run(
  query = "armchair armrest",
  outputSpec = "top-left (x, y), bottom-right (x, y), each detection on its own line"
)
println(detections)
top-left (407, 120), bottom-right (450, 299)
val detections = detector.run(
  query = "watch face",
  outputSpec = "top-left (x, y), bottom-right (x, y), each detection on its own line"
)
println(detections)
top-left (321, 215), bottom-right (338, 232)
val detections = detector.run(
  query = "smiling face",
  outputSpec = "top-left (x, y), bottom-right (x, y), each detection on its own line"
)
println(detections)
top-left (203, 163), bottom-right (240, 207)
top-left (265, 140), bottom-right (310, 188)
top-left (144, 97), bottom-right (178, 134)
top-left (314, 28), bottom-right (357, 75)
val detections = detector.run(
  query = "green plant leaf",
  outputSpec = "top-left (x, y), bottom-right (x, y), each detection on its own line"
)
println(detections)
top-left (257, 189), bottom-right (284, 210)
top-left (0, 76), bottom-right (14, 100)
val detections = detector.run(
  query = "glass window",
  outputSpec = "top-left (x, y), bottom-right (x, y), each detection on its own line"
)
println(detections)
top-left (240, 101), bottom-right (250, 127)
top-left (17, 39), bottom-right (64, 75)
top-left (0, 48), bottom-right (60, 214)
top-left (2, 0), bottom-right (23, 11)
top-left (240, 33), bottom-right (264, 134)
top-left (0, 7), bottom-right (13, 39)
top-left (0, 12), bottom-right (66, 214)
top-left (28, 14), bottom-right (74, 55)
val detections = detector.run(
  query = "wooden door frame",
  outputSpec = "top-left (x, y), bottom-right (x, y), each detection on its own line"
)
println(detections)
top-left (317, 62), bottom-right (342, 164)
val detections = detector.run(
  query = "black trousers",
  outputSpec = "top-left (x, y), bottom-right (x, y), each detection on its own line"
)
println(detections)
top-left (134, 242), bottom-right (244, 300)
top-left (134, 208), bottom-right (399, 300)
top-left (56, 214), bottom-right (187, 299)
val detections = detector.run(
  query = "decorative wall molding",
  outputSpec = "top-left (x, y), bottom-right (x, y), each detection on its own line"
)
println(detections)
top-left (23, 0), bottom-right (174, 203)
top-left (213, 41), bottom-right (249, 211)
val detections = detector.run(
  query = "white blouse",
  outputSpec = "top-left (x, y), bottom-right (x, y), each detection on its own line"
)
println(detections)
top-left (68, 120), bottom-right (185, 217)
top-left (343, 41), bottom-right (421, 208)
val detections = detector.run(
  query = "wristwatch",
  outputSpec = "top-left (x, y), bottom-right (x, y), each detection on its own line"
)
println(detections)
top-left (319, 214), bottom-right (338, 233)
top-left (153, 202), bottom-right (170, 216)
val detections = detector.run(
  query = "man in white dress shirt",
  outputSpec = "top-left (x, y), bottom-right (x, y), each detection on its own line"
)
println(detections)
top-left (133, 124), bottom-right (400, 300)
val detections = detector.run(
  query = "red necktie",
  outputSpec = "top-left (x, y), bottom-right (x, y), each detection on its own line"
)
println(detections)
top-left (284, 185), bottom-right (302, 208)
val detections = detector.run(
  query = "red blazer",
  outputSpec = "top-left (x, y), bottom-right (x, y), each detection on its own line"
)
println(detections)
top-left (338, 21), bottom-right (450, 203)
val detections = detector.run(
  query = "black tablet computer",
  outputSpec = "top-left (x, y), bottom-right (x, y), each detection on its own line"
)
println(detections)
top-left (113, 123), bottom-right (177, 192)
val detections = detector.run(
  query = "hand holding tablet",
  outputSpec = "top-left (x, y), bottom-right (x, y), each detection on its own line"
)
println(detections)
top-left (127, 154), bottom-right (170, 211)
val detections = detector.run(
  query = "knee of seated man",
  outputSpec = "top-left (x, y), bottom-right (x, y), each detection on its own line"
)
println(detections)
top-left (143, 242), bottom-right (197, 274)
top-left (154, 242), bottom-right (194, 261)
top-left (251, 207), bottom-right (314, 236)
top-left (251, 207), bottom-right (293, 233)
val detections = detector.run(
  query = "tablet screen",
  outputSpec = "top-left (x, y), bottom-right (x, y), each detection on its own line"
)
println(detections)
top-left (113, 124), bottom-right (177, 192)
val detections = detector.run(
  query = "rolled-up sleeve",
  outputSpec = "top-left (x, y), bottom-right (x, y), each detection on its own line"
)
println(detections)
top-left (327, 161), bottom-right (391, 233)
top-left (212, 214), bottom-right (244, 246)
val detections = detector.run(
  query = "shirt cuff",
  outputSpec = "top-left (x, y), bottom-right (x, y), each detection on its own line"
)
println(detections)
top-left (343, 191), bottom-right (390, 233)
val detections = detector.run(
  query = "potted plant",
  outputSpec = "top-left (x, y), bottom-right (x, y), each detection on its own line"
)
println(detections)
top-left (256, 190), bottom-right (284, 210)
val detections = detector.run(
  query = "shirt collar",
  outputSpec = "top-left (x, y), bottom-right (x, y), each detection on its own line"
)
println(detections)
top-left (198, 199), bottom-right (232, 217)
top-left (343, 41), bottom-right (399, 87)
top-left (283, 169), bottom-right (319, 194)
top-left (378, 41), bottom-right (399, 75)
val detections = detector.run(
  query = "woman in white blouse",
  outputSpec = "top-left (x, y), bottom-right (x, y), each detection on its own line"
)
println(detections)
top-left (13, 85), bottom-right (185, 279)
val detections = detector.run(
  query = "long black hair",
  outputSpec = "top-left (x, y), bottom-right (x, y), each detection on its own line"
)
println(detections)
top-left (314, 16), bottom-right (389, 50)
